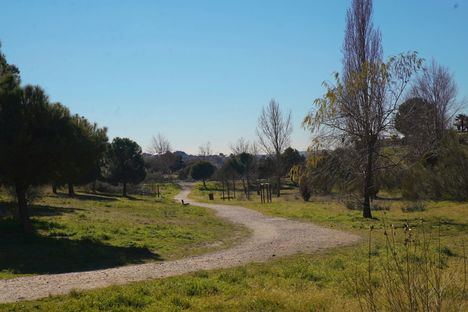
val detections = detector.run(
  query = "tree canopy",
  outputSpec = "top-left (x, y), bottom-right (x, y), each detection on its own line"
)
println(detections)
top-left (106, 137), bottom-right (146, 197)
top-left (0, 84), bottom-right (72, 231)
top-left (190, 161), bottom-right (215, 189)
top-left (54, 115), bottom-right (108, 195)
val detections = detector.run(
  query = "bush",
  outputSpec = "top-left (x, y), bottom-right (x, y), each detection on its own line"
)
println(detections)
top-left (342, 196), bottom-right (362, 210)
top-left (401, 201), bottom-right (426, 213)
top-left (349, 224), bottom-right (467, 311)
top-left (401, 134), bottom-right (468, 201)
top-left (370, 201), bottom-right (390, 211)
top-left (298, 175), bottom-right (311, 202)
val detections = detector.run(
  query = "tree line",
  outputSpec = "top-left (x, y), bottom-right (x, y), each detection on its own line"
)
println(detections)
top-left (0, 45), bottom-right (146, 232)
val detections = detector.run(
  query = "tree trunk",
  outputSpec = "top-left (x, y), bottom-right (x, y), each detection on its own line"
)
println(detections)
top-left (232, 178), bottom-right (236, 198)
top-left (226, 179), bottom-right (230, 200)
top-left (363, 146), bottom-right (374, 219)
top-left (92, 181), bottom-right (97, 194)
top-left (68, 183), bottom-right (75, 196)
top-left (15, 184), bottom-right (32, 233)
top-left (242, 178), bottom-right (247, 195)
top-left (276, 174), bottom-right (281, 197)
top-left (276, 153), bottom-right (281, 197)
top-left (52, 184), bottom-right (57, 194)
top-left (246, 176), bottom-right (250, 199)
top-left (221, 179), bottom-right (225, 200)
top-left (123, 182), bottom-right (127, 197)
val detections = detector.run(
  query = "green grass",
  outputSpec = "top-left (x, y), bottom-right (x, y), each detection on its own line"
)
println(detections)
top-left (190, 182), bottom-right (468, 237)
top-left (0, 250), bottom-right (366, 311)
top-left (0, 183), bottom-right (248, 279)
top-left (0, 181), bottom-right (466, 311)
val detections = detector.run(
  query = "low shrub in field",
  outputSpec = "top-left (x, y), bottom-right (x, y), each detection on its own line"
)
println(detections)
top-left (370, 201), bottom-right (390, 211)
top-left (401, 134), bottom-right (468, 201)
top-left (342, 196), bottom-right (362, 211)
top-left (299, 175), bottom-right (312, 202)
top-left (401, 201), bottom-right (426, 213)
top-left (349, 223), bottom-right (467, 312)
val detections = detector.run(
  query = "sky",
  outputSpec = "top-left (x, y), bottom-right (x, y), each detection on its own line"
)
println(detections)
top-left (0, 0), bottom-right (467, 154)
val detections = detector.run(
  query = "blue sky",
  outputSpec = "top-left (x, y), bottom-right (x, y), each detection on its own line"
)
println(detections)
top-left (1, 0), bottom-right (467, 154)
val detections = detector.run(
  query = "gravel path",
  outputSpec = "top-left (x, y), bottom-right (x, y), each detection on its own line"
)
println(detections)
top-left (0, 185), bottom-right (360, 303)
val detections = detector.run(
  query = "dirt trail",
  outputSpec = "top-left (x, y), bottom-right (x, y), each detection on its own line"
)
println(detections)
top-left (0, 185), bottom-right (360, 303)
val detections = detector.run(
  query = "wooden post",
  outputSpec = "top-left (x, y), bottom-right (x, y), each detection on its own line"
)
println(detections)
top-left (262, 183), bottom-right (265, 203)
top-left (260, 184), bottom-right (263, 203)
top-left (269, 183), bottom-right (272, 203)
top-left (222, 180), bottom-right (225, 200)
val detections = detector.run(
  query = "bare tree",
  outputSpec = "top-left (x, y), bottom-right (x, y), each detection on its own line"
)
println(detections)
top-left (411, 60), bottom-right (459, 142)
top-left (150, 133), bottom-right (171, 155)
top-left (198, 141), bottom-right (212, 158)
top-left (230, 137), bottom-right (259, 197)
top-left (304, 0), bottom-right (422, 218)
top-left (230, 137), bottom-right (255, 155)
top-left (257, 99), bottom-right (292, 196)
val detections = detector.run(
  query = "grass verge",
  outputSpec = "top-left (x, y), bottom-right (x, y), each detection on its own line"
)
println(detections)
top-left (0, 183), bottom-right (248, 279)
top-left (0, 182), bottom-right (466, 311)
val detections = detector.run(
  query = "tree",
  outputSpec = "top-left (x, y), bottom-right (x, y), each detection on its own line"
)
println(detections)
top-left (230, 137), bottom-right (251, 155)
top-left (257, 156), bottom-right (275, 180)
top-left (455, 114), bottom-right (468, 132)
top-left (0, 85), bottom-right (71, 232)
top-left (281, 147), bottom-right (305, 176)
top-left (395, 97), bottom-right (437, 157)
top-left (190, 161), bottom-right (215, 189)
top-left (299, 174), bottom-right (312, 202)
top-left (150, 133), bottom-right (171, 155)
top-left (0, 43), bottom-right (20, 91)
top-left (304, 0), bottom-right (422, 218)
top-left (411, 60), bottom-right (458, 142)
top-left (54, 115), bottom-right (108, 195)
top-left (230, 152), bottom-right (256, 198)
top-left (198, 142), bottom-right (212, 158)
top-left (217, 158), bottom-right (239, 198)
top-left (106, 137), bottom-right (146, 197)
top-left (230, 138), bottom-right (258, 197)
top-left (257, 100), bottom-right (292, 197)
top-left (145, 151), bottom-right (184, 177)
top-left (288, 164), bottom-right (304, 186)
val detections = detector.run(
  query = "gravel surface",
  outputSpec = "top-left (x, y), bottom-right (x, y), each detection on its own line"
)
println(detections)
top-left (0, 185), bottom-right (360, 303)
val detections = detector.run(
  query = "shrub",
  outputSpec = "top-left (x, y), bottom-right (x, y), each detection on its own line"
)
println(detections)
top-left (342, 196), bottom-right (362, 210)
top-left (349, 224), bottom-right (467, 311)
top-left (401, 201), bottom-right (426, 213)
top-left (401, 134), bottom-right (468, 201)
top-left (299, 175), bottom-right (312, 202)
top-left (370, 201), bottom-right (390, 211)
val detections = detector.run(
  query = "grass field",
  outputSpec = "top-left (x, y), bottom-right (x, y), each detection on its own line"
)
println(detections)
top-left (0, 182), bottom-right (466, 311)
top-left (0, 184), bottom-right (247, 280)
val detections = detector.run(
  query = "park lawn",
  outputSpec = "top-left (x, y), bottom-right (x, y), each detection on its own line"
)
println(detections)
top-left (190, 181), bottom-right (468, 238)
top-left (0, 183), bottom-right (248, 279)
top-left (191, 182), bottom-right (468, 261)
top-left (0, 182), bottom-right (466, 311)
top-left (0, 250), bottom-right (364, 312)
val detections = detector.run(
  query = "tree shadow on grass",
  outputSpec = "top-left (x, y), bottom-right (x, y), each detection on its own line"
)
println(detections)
top-left (32, 204), bottom-right (86, 216)
top-left (50, 193), bottom-right (118, 202)
top-left (0, 201), bottom-right (85, 218)
top-left (0, 218), bottom-right (161, 276)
